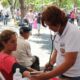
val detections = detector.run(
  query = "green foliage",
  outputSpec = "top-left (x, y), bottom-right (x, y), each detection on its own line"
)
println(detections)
top-left (1, 0), bottom-right (80, 11)
top-left (1, 0), bottom-right (9, 7)
top-left (59, 0), bottom-right (73, 9)
top-left (77, 0), bottom-right (80, 8)
top-left (14, 0), bottom-right (20, 8)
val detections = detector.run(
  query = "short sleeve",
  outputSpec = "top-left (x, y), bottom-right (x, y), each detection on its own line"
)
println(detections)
top-left (65, 32), bottom-right (80, 52)
top-left (2, 55), bottom-right (17, 74)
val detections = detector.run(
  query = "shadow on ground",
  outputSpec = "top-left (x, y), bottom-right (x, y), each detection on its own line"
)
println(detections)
top-left (30, 33), bottom-right (53, 54)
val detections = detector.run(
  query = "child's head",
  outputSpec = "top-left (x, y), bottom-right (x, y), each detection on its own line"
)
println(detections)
top-left (0, 30), bottom-right (17, 52)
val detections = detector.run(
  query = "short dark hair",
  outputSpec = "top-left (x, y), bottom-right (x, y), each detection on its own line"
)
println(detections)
top-left (41, 6), bottom-right (68, 27)
top-left (19, 27), bottom-right (31, 34)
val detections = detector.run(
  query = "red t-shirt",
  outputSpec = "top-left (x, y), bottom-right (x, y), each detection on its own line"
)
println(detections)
top-left (0, 52), bottom-right (17, 80)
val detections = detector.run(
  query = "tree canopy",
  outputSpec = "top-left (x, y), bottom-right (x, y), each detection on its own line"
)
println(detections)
top-left (1, 0), bottom-right (80, 18)
top-left (1, 0), bottom-right (80, 10)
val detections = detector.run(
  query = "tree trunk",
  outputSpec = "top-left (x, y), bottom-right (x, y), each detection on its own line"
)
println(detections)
top-left (10, 5), bottom-right (14, 18)
top-left (19, 0), bottom-right (26, 19)
top-left (7, 0), bottom-right (16, 19)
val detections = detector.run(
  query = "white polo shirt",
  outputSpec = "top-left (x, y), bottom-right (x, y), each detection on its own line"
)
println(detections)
top-left (54, 22), bottom-right (80, 77)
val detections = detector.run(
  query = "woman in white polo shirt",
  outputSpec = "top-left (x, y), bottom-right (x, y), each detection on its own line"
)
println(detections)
top-left (30, 6), bottom-right (80, 80)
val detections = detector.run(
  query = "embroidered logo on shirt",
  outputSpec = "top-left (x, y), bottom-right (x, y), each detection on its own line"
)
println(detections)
top-left (60, 42), bottom-right (65, 56)
top-left (60, 48), bottom-right (65, 55)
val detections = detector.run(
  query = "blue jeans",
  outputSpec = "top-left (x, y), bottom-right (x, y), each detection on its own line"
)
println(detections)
top-left (4, 18), bottom-right (8, 25)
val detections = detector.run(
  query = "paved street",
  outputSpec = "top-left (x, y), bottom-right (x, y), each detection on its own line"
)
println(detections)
top-left (30, 27), bottom-right (52, 67)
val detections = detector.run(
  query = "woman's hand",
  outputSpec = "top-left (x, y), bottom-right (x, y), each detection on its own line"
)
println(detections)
top-left (44, 63), bottom-right (53, 71)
